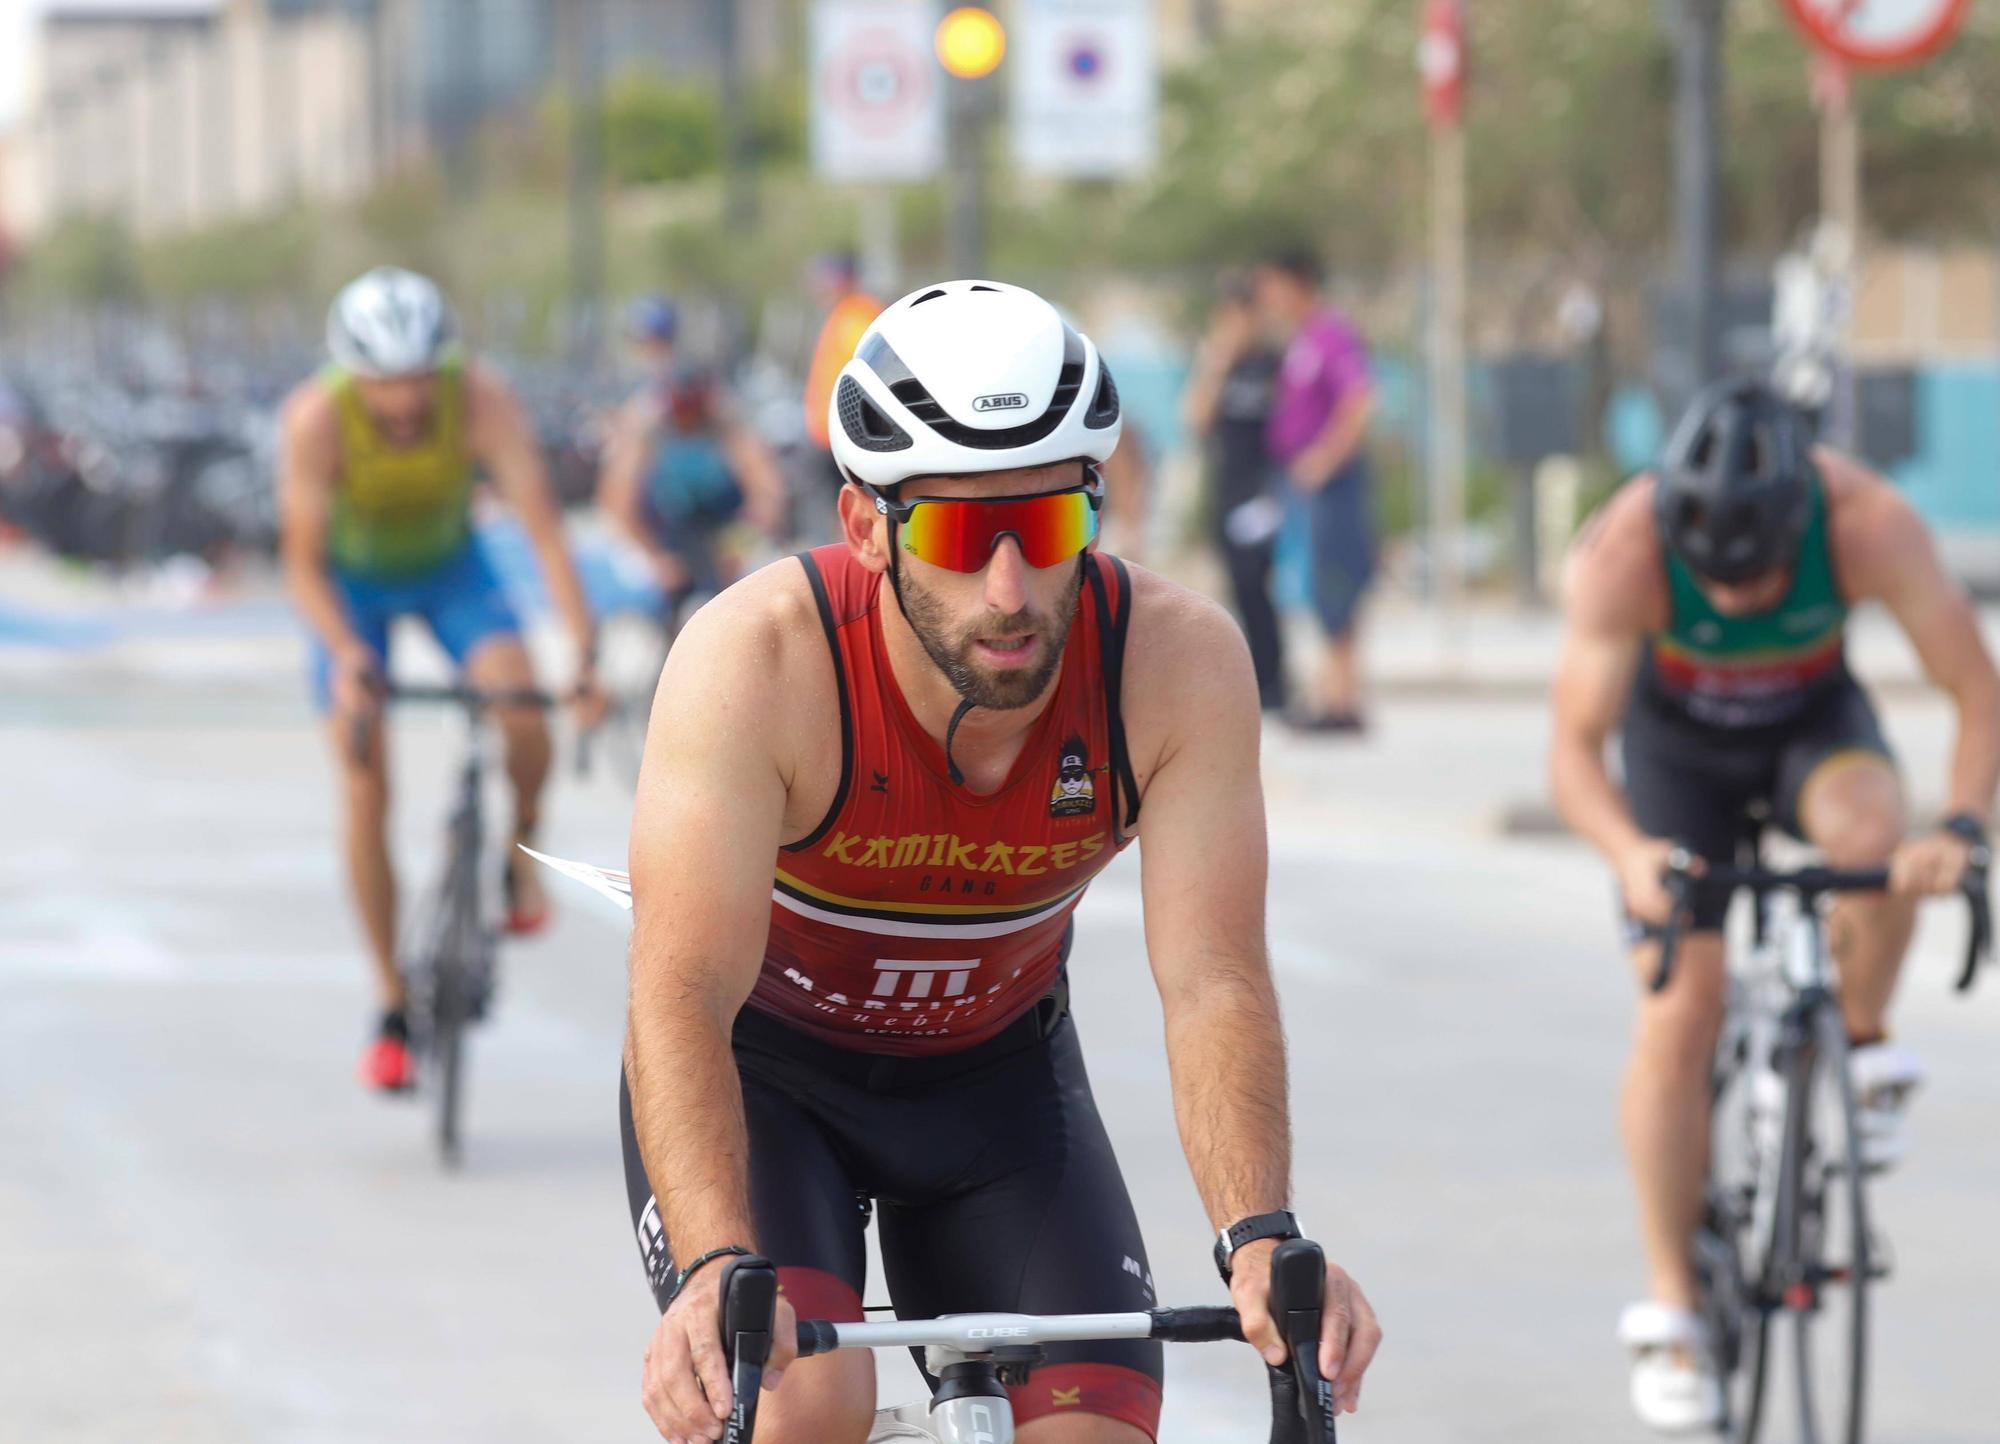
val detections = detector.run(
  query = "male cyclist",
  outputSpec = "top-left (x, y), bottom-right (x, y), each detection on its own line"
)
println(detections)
top-left (278, 267), bottom-right (602, 1092)
top-left (1549, 379), bottom-right (2000, 1432)
top-left (598, 295), bottom-right (786, 610)
top-left (622, 281), bottom-right (1381, 1443)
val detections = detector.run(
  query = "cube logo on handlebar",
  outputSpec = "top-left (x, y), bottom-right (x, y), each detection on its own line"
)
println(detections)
top-left (717, 1241), bottom-right (1341, 1443)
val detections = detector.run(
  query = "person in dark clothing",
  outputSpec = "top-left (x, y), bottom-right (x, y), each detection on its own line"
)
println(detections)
top-left (1183, 280), bottom-right (1287, 712)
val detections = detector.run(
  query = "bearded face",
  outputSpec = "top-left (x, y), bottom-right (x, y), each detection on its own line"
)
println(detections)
top-left (896, 557), bottom-right (1084, 711)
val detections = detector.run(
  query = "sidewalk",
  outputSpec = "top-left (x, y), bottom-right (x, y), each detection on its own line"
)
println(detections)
top-left (1298, 590), bottom-right (1972, 697)
top-left (3, 540), bottom-right (1985, 699)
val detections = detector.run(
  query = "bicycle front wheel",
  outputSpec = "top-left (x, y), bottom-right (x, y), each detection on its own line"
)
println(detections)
top-left (1789, 1008), bottom-right (1871, 1444)
top-left (1702, 1033), bottom-right (1776, 1444)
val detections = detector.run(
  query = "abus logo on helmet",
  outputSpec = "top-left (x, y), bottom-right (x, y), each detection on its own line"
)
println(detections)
top-left (972, 392), bottom-right (1029, 412)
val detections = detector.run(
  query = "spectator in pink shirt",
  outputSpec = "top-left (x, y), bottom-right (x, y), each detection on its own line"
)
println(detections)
top-left (1255, 249), bottom-right (1377, 732)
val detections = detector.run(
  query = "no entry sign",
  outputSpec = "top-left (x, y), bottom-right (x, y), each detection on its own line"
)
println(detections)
top-left (1779, 0), bottom-right (1972, 69)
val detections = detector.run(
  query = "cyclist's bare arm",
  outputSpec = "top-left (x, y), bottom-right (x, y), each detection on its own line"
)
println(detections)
top-left (1122, 576), bottom-right (1285, 1226)
top-left (1824, 450), bottom-right (2000, 825)
top-left (626, 567), bottom-right (834, 1435)
top-left (597, 395), bottom-right (671, 565)
top-left (721, 416), bottom-right (788, 536)
top-left (1122, 570), bottom-right (1382, 1408)
top-left (1551, 480), bottom-right (1666, 864)
top-left (276, 385), bottom-right (372, 682)
top-left (466, 364), bottom-right (596, 666)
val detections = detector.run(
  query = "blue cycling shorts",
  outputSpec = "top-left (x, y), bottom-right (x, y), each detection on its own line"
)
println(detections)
top-left (307, 539), bottom-right (521, 712)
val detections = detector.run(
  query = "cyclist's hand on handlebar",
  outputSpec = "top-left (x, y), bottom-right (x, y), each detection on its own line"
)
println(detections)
top-left (640, 1266), bottom-right (799, 1441)
top-left (1229, 1239), bottom-right (1382, 1416)
top-left (331, 645), bottom-right (382, 727)
top-left (1617, 837), bottom-right (1692, 926)
top-left (1890, 831), bottom-right (1975, 898)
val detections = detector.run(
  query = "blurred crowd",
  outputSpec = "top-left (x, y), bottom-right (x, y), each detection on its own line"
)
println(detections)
top-left (1, 249), bottom-right (1388, 739)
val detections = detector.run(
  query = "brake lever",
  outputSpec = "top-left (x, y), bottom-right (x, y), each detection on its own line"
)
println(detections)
top-left (1266, 1238), bottom-right (1337, 1443)
top-left (1651, 848), bottom-right (1697, 995)
top-left (718, 1256), bottom-right (778, 1444)
top-left (1955, 852), bottom-right (1990, 994)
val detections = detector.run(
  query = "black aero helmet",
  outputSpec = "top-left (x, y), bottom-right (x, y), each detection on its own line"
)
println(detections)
top-left (1656, 378), bottom-right (1815, 585)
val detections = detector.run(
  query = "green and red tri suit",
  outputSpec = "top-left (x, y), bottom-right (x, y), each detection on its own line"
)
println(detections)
top-left (1641, 478), bottom-right (1850, 730)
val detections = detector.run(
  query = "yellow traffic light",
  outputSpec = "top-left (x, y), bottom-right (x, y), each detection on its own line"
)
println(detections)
top-left (936, 6), bottom-right (1006, 79)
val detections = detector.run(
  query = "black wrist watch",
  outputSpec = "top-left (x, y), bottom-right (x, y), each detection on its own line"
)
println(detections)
top-left (1213, 1209), bottom-right (1302, 1281)
top-left (1940, 811), bottom-right (1987, 847)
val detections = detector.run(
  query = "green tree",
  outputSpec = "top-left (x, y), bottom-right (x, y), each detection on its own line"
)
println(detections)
top-left (602, 68), bottom-right (722, 186)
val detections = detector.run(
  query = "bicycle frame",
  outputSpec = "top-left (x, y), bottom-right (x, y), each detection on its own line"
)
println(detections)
top-left (1728, 891), bottom-right (1840, 1302)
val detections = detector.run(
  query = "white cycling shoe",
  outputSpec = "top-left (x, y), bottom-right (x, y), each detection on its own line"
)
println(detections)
top-left (1847, 1040), bottom-right (1926, 1172)
top-left (1618, 1302), bottom-right (1724, 1434)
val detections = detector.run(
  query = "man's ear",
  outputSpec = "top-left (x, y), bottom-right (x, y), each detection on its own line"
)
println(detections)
top-left (838, 482), bottom-right (890, 575)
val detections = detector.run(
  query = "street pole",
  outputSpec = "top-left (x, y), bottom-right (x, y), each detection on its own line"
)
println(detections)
top-left (1817, 57), bottom-right (1861, 447)
top-left (1671, 0), bottom-right (1726, 408)
top-left (1429, 119), bottom-right (1467, 617)
top-left (715, 0), bottom-right (757, 232)
top-left (1193, 0), bottom-right (1223, 46)
top-left (945, 75), bottom-right (986, 277)
top-left (563, 0), bottom-right (606, 368)
top-left (858, 186), bottom-right (901, 297)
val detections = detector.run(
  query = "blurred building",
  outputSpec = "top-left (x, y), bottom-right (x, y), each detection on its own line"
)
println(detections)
top-left (0, 0), bottom-right (784, 243)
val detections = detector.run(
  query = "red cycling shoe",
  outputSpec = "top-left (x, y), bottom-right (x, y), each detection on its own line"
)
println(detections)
top-left (360, 1018), bottom-right (417, 1093)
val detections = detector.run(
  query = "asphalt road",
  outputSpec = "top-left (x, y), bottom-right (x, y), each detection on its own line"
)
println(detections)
top-left (4, 643), bottom-right (1996, 1443)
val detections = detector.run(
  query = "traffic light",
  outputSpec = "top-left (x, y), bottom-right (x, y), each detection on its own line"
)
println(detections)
top-left (936, 6), bottom-right (1006, 80)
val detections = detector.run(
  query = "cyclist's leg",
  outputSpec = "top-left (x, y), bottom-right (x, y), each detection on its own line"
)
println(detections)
top-left (875, 1013), bottom-right (1163, 1443)
top-left (1623, 930), bottom-right (1727, 1311)
top-left (1617, 700), bottom-right (1752, 1312)
top-left (310, 598), bottom-right (399, 1008)
top-left (1776, 684), bottom-right (1907, 1041)
top-left (619, 1059), bottom-right (877, 1444)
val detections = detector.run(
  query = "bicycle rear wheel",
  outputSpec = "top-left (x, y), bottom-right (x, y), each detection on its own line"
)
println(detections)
top-left (430, 846), bottom-right (484, 1169)
top-left (1789, 1009), bottom-right (1871, 1444)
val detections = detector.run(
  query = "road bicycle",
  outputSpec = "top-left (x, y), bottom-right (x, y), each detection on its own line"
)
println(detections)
top-left (377, 683), bottom-right (563, 1166)
top-left (715, 1238), bottom-right (1341, 1443)
top-left (1654, 846), bottom-right (1989, 1444)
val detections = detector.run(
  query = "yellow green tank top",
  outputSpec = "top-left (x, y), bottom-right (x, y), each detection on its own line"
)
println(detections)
top-left (325, 354), bottom-right (474, 578)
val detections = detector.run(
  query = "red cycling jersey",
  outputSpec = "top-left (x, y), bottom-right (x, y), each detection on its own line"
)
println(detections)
top-left (751, 544), bottom-right (1138, 1055)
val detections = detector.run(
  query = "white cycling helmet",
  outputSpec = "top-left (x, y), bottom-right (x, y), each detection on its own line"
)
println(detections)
top-left (828, 279), bottom-right (1121, 489)
top-left (326, 266), bottom-right (459, 378)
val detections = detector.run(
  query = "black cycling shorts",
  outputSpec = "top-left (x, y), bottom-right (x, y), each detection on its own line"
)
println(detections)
top-left (619, 981), bottom-right (1165, 1439)
top-left (1620, 674), bottom-right (1893, 932)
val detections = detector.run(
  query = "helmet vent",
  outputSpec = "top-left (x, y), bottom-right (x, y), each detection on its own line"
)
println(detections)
top-left (969, 284), bottom-right (1001, 293)
top-left (1084, 362), bottom-right (1120, 430)
top-left (836, 376), bottom-right (915, 453)
top-left (910, 288), bottom-right (949, 306)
